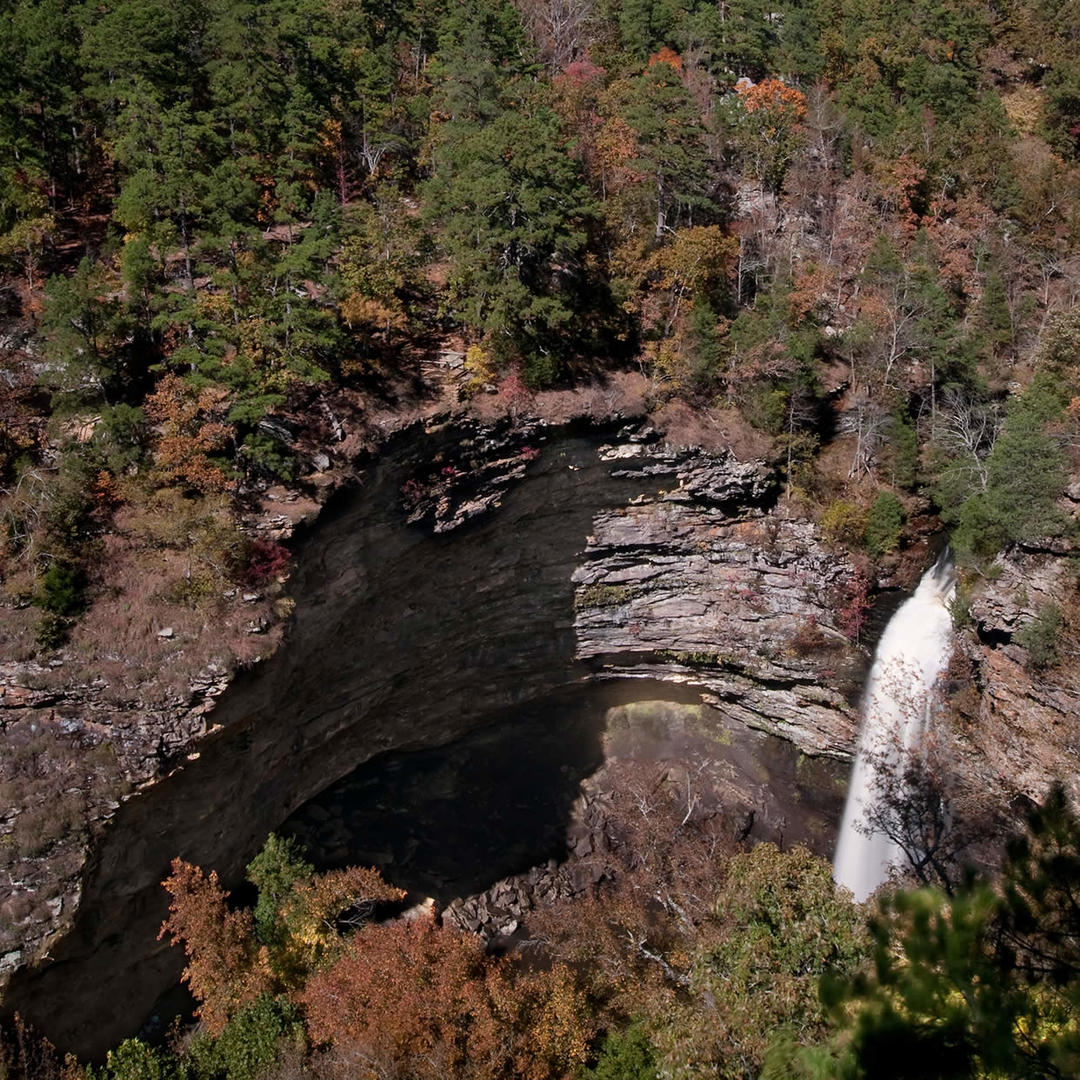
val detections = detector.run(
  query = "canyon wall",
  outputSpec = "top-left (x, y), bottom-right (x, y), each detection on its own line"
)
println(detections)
top-left (1, 418), bottom-right (865, 1056)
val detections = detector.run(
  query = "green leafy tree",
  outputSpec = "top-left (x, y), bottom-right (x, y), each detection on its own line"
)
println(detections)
top-left (649, 844), bottom-right (868, 1080)
top-left (39, 258), bottom-right (134, 410)
top-left (952, 372), bottom-right (1069, 558)
top-left (181, 995), bottom-right (305, 1080)
top-left (0, 0), bottom-right (81, 195)
top-left (246, 834), bottom-right (313, 951)
top-left (97, 1038), bottom-right (175, 1080)
top-left (112, 94), bottom-right (215, 339)
top-left (586, 1021), bottom-right (659, 1080)
top-left (608, 58), bottom-right (713, 240)
top-left (78, 0), bottom-right (201, 121)
top-left (728, 77), bottom-right (808, 195)
top-left (885, 410), bottom-right (920, 489)
top-left (776, 784), bottom-right (1080, 1080)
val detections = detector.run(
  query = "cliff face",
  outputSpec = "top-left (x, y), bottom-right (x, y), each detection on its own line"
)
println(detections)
top-left (573, 441), bottom-right (861, 757)
top-left (1, 417), bottom-right (866, 1057)
top-left (955, 550), bottom-right (1080, 804)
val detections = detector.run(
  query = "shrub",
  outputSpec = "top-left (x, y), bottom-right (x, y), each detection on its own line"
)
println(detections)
top-left (864, 491), bottom-right (905, 556)
top-left (39, 457), bottom-right (96, 558)
top-left (12, 791), bottom-right (86, 857)
top-left (741, 385), bottom-right (788, 436)
top-left (238, 432), bottom-right (294, 483)
top-left (241, 539), bottom-right (291, 587)
top-left (183, 995), bottom-right (304, 1080)
top-left (101, 1038), bottom-right (174, 1080)
top-left (586, 1022), bottom-right (659, 1080)
top-left (463, 344), bottom-right (497, 395)
top-left (36, 561), bottom-right (85, 615)
top-left (35, 612), bottom-right (70, 650)
top-left (821, 500), bottom-right (866, 547)
top-left (95, 403), bottom-right (146, 472)
top-left (1015, 604), bottom-right (1062, 669)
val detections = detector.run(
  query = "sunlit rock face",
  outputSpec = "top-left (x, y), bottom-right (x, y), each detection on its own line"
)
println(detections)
top-left (2, 418), bottom-right (862, 1058)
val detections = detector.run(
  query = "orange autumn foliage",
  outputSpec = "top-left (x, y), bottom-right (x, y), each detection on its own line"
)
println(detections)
top-left (648, 46), bottom-right (683, 72)
top-left (735, 77), bottom-right (807, 124)
top-left (303, 915), bottom-right (594, 1080)
top-left (144, 374), bottom-right (233, 494)
top-left (159, 858), bottom-right (273, 1035)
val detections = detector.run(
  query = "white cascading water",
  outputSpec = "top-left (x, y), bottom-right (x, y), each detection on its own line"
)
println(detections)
top-left (833, 552), bottom-right (956, 901)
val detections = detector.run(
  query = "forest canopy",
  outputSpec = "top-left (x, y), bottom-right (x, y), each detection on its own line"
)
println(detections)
top-left (3, 0), bottom-right (1080, 586)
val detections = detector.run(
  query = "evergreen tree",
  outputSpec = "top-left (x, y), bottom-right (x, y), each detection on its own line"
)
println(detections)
top-left (608, 58), bottom-right (713, 240)
top-left (425, 98), bottom-right (596, 381)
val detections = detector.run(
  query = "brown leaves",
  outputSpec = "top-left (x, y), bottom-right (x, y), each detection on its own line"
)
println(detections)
top-left (144, 374), bottom-right (234, 494)
top-left (158, 859), bottom-right (273, 1035)
top-left (303, 916), bottom-right (593, 1080)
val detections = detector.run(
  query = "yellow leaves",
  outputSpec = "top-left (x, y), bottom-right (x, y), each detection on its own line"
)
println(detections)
top-left (317, 118), bottom-right (343, 154)
top-left (340, 293), bottom-right (406, 336)
top-left (277, 865), bottom-right (404, 976)
top-left (821, 499), bottom-right (868, 548)
top-left (647, 225), bottom-right (738, 297)
top-left (594, 115), bottom-right (645, 193)
top-left (504, 962), bottom-right (596, 1080)
top-left (1001, 85), bottom-right (1044, 136)
top-left (194, 290), bottom-right (233, 326)
top-left (462, 343), bottom-right (498, 395)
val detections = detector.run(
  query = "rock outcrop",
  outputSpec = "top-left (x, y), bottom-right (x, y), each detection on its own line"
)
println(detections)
top-left (955, 551), bottom-right (1080, 802)
top-left (574, 441), bottom-right (860, 758)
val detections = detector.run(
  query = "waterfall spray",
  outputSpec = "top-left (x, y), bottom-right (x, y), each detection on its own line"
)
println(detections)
top-left (833, 552), bottom-right (956, 901)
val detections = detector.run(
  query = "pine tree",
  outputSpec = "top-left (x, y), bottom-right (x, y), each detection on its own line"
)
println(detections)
top-left (607, 57), bottom-right (713, 240)
top-left (425, 98), bottom-right (596, 380)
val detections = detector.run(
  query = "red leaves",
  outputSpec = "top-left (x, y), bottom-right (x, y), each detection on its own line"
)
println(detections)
top-left (836, 569), bottom-right (872, 644)
top-left (241, 538), bottom-right (290, 587)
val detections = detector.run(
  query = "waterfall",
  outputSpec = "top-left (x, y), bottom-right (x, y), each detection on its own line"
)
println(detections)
top-left (833, 552), bottom-right (956, 901)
